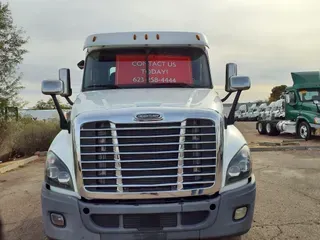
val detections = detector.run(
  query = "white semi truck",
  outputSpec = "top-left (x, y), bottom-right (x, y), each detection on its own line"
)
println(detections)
top-left (41, 31), bottom-right (256, 240)
top-left (236, 104), bottom-right (248, 121)
top-left (257, 103), bottom-right (267, 120)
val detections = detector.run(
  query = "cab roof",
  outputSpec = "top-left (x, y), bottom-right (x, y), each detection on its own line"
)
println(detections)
top-left (83, 31), bottom-right (209, 51)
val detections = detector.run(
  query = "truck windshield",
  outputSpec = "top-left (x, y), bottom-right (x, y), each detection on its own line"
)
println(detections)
top-left (82, 47), bottom-right (212, 91)
top-left (298, 89), bottom-right (320, 102)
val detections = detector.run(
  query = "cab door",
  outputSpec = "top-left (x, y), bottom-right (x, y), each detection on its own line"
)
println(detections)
top-left (285, 90), bottom-right (300, 121)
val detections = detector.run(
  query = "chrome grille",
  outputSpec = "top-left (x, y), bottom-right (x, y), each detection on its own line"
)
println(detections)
top-left (80, 119), bottom-right (217, 193)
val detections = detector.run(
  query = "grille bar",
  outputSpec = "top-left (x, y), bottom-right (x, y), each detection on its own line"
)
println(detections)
top-left (81, 125), bottom-right (214, 131)
top-left (83, 173), bottom-right (215, 180)
top-left (82, 165), bottom-right (216, 172)
top-left (110, 123), bottom-right (123, 192)
top-left (81, 157), bottom-right (216, 164)
top-left (85, 181), bottom-right (216, 188)
top-left (80, 133), bottom-right (215, 139)
top-left (80, 141), bottom-right (216, 147)
top-left (81, 149), bottom-right (215, 156)
top-left (177, 120), bottom-right (186, 190)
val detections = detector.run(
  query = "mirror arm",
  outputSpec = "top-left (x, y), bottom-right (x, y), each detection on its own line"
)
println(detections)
top-left (227, 90), bottom-right (242, 126)
top-left (221, 92), bottom-right (233, 103)
top-left (51, 94), bottom-right (70, 132)
top-left (65, 96), bottom-right (74, 106)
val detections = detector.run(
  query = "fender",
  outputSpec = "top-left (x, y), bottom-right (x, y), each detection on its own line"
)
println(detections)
top-left (48, 130), bottom-right (80, 196)
top-left (296, 115), bottom-right (310, 132)
top-left (220, 125), bottom-right (247, 191)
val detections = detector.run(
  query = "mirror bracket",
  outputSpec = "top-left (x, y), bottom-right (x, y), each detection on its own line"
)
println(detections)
top-left (221, 92), bottom-right (233, 103)
top-left (65, 96), bottom-right (74, 106)
top-left (51, 94), bottom-right (70, 133)
top-left (226, 90), bottom-right (242, 127)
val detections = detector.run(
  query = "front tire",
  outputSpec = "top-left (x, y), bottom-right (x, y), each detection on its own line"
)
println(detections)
top-left (298, 121), bottom-right (311, 140)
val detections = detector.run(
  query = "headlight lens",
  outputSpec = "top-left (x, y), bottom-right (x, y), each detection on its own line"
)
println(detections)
top-left (45, 151), bottom-right (74, 191)
top-left (314, 117), bottom-right (320, 124)
top-left (226, 145), bottom-right (251, 185)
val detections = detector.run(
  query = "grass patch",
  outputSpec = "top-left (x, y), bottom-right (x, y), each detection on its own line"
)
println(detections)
top-left (0, 118), bottom-right (60, 160)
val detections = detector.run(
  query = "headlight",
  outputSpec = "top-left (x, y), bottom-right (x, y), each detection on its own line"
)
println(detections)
top-left (314, 117), bottom-right (320, 124)
top-left (45, 151), bottom-right (74, 191)
top-left (226, 145), bottom-right (251, 185)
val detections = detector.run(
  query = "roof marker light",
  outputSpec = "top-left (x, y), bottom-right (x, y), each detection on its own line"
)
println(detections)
top-left (145, 34), bottom-right (148, 40)
top-left (133, 34), bottom-right (137, 40)
top-left (196, 34), bottom-right (200, 41)
top-left (92, 36), bottom-right (97, 42)
top-left (156, 34), bottom-right (160, 40)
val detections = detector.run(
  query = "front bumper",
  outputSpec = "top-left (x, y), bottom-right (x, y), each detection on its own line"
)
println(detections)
top-left (41, 176), bottom-right (256, 240)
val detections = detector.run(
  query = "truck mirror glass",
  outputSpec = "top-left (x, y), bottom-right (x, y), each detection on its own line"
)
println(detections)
top-left (228, 76), bottom-right (251, 92)
top-left (225, 63), bottom-right (237, 92)
top-left (41, 80), bottom-right (64, 95)
top-left (59, 68), bottom-right (72, 97)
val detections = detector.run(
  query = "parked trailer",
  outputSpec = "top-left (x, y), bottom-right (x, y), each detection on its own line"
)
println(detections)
top-left (256, 71), bottom-right (320, 140)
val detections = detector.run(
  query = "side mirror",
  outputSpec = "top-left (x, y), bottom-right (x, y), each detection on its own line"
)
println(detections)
top-left (41, 80), bottom-right (64, 95)
top-left (228, 76), bottom-right (251, 91)
top-left (59, 68), bottom-right (72, 97)
top-left (225, 63), bottom-right (238, 92)
top-left (313, 100), bottom-right (319, 105)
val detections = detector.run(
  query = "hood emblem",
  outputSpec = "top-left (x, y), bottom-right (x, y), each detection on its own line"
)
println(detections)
top-left (134, 113), bottom-right (163, 122)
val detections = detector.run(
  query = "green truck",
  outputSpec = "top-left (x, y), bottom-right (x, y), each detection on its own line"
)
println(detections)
top-left (256, 71), bottom-right (320, 140)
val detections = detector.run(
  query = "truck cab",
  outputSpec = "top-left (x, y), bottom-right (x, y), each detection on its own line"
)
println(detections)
top-left (257, 103), bottom-right (267, 120)
top-left (257, 71), bottom-right (320, 139)
top-left (40, 31), bottom-right (256, 240)
top-left (237, 104), bottom-right (248, 121)
top-left (247, 103), bottom-right (259, 121)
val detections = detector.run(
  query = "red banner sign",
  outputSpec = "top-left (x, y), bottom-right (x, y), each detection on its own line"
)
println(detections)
top-left (115, 54), bottom-right (192, 85)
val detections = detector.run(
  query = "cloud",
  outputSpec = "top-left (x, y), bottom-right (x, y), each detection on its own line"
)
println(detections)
top-left (6, 0), bottom-right (320, 107)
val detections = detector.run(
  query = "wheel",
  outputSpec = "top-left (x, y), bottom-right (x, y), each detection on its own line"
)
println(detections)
top-left (266, 122), bottom-right (272, 135)
top-left (257, 121), bottom-right (266, 134)
top-left (298, 121), bottom-right (311, 140)
top-left (266, 122), bottom-right (280, 136)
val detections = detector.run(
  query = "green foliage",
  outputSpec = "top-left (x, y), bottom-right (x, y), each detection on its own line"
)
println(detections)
top-left (268, 85), bottom-right (287, 103)
top-left (0, 118), bottom-right (60, 158)
top-left (0, 3), bottom-right (29, 107)
top-left (33, 97), bottom-right (71, 110)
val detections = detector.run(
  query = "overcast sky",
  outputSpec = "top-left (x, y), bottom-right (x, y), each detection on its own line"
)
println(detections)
top-left (6, 0), bottom-right (320, 107)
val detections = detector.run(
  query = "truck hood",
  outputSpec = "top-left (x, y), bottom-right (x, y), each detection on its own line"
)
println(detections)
top-left (71, 88), bottom-right (223, 119)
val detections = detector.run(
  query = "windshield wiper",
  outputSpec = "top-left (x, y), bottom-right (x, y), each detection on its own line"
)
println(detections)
top-left (85, 84), bottom-right (121, 90)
